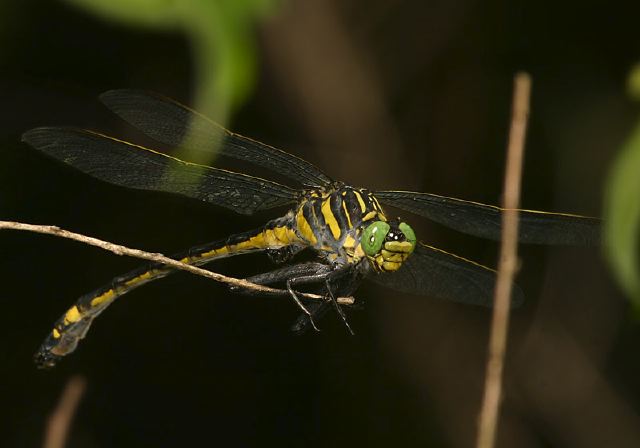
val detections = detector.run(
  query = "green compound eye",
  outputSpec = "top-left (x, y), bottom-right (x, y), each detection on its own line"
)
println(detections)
top-left (399, 222), bottom-right (417, 249)
top-left (362, 221), bottom-right (390, 257)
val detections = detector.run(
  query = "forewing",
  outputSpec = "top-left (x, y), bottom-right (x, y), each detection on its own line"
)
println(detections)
top-left (375, 190), bottom-right (600, 246)
top-left (369, 243), bottom-right (524, 307)
top-left (22, 127), bottom-right (297, 215)
top-left (99, 89), bottom-right (334, 188)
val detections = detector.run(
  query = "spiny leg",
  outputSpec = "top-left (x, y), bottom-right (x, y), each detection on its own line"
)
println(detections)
top-left (231, 262), bottom-right (357, 334)
top-left (290, 301), bottom-right (332, 334)
top-left (286, 277), bottom-right (322, 332)
top-left (324, 278), bottom-right (354, 336)
top-left (230, 262), bottom-right (336, 332)
top-left (286, 266), bottom-right (356, 333)
top-left (290, 265), bottom-right (365, 335)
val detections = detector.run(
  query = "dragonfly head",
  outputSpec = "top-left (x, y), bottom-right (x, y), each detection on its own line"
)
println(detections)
top-left (361, 220), bottom-right (416, 272)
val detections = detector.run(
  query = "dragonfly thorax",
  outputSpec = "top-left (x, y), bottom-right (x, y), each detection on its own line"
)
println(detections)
top-left (292, 186), bottom-right (416, 270)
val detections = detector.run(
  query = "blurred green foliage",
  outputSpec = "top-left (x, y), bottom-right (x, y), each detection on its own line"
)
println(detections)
top-left (64, 0), bottom-right (279, 132)
top-left (604, 64), bottom-right (640, 304)
top-left (627, 63), bottom-right (640, 101)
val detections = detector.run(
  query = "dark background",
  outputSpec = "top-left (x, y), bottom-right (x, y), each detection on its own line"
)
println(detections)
top-left (2, 1), bottom-right (639, 447)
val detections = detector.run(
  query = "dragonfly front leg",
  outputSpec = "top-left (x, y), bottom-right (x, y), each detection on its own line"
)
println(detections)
top-left (287, 265), bottom-right (357, 334)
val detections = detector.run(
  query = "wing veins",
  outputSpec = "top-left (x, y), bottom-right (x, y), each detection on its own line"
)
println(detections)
top-left (22, 127), bottom-right (298, 215)
top-left (375, 190), bottom-right (600, 246)
top-left (99, 89), bottom-right (333, 187)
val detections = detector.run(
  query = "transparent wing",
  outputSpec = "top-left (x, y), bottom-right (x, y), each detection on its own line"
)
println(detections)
top-left (22, 127), bottom-right (298, 215)
top-left (375, 190), bottom-right (600, 246)
top-left (100, 89), bottom-right (334, 188)
top-left (369, 243), bottom-right (524, 307)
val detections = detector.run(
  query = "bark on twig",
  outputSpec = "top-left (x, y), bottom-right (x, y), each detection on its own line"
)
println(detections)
top-left (476, 73), bottom-right (531, 448)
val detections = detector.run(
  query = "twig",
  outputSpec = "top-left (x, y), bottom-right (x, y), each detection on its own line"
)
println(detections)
top-left (476, 72), bottom-right (531, 448)
top-left (0, 221), bottom-right (354, 305)
top-left (43, 375), bottom-right (87, 448)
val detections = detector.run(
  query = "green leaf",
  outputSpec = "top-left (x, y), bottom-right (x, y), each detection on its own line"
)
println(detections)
top-left (627, 62), bottom-right (640, 101)
top-left (604, 119), bottom-right (640, 304)
top-left (63, 0), bottom-right (279, 114)
top-left (62, 0), bottom-right (280, 162)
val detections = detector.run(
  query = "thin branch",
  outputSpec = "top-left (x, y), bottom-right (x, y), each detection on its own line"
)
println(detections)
top-left (476, 72), bottom-right (531, 448)
top-left (43, 375), bottom-right (87, 448)
top-left (0, 221), bottom-right (354, 305)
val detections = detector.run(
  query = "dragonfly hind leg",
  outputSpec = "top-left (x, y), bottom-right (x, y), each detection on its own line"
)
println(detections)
top-left (287, 266), bottom-right (357, 335)
top-left (230, 262), bottom-right (356, 333)
top-left (230, 262), bottom-right (333, 331)
top-left (324, 278), bottom-right (354, 336)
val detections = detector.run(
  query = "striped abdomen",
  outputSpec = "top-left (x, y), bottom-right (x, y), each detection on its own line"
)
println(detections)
top-left (35, 218), bottom-right (300, 368)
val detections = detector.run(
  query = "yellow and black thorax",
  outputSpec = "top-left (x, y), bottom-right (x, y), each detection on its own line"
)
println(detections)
top-left (292, 184), bottom-right (387, 265)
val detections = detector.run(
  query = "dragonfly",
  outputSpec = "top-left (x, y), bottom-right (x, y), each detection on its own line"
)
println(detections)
top-left (22, 90), bottom-right (600, 368)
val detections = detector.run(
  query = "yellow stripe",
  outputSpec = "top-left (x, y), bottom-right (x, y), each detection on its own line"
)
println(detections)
top-left (343, 234), bottom-right (357, 250)
top-left (268, 226), bottom-right (300, 245)
top-left (273, 227), bottom-right (287, 243)
top-left (321, 198), bottom-right (341, 240)
top-left (370, 194), bottom-right (383, 212)
top-left (197, 245), bottom-right (230, 260)
top-left (90, 289), bottom-right (116, 307)
top-left (124, 270), bottom-right (155, 287)
top-left (354, 191), bottom-right (367, 213)
top-left (64, 306), bottom-right (82, 324)
top-left (362, 210), bottom-right (377, 221)
top-left (233, 233), bottom-right (265, 251)
top-left (232, 229), bottom-right (294, 252)
top-left (354, 246), bottom-right (365, 260)
top-left (191, 228), bottom-right (298, 262)
top-left (342, 200), bottom-right (352, 228)
top-left (296, 210), bottom-right (318, 245)
top-left (52, 328), bottom-right (61, 339)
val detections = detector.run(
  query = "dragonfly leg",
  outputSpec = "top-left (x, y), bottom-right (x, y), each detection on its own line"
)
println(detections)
top-left (286, 266), bottom-right (357, 333)
top-left (230, 262), bottom-right (355, 333)
top-left (290, 301), bottom-right (332, 334)
top-left (324, 278), bottom-right (355, 336)
top-left (286, 278), bottom-right (322, 332)
top-left (290, 264), bottom-right (363, 334)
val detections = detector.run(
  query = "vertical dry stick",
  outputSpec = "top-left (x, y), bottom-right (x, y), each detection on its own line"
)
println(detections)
top-left (44, 375), bottom-right (87, 448)
top-left (476, 73), bottom-right (531, 448)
